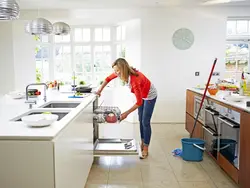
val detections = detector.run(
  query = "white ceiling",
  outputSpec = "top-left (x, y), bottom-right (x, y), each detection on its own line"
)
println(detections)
top-left (17, 0), bottom-right (250, 9)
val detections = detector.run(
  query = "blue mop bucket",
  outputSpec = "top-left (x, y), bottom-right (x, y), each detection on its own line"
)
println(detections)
top-left (181, 138), bottom-right (205, 162)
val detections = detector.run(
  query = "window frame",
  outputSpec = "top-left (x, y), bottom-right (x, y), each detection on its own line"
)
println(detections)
top-left (226, 18), bottom-right (250, 75)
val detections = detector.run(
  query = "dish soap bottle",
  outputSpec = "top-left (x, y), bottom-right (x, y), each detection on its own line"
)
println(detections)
top-left (239, 72), bottom-right (245, 96)
top-left (244, 72), bottom-right (250, 96)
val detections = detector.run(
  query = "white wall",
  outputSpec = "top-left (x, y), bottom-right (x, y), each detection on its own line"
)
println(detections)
top-left (140, 8), bottom-right (227, 123)
top-left (0, 22), bottom-right (15, 94)
top-left (12, 21), bottom-right (36, 91)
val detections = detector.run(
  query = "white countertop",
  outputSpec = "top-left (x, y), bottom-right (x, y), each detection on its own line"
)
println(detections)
top-left (0, 91), bottom-right (97, 140)
top-left (188, 88), bottom-right (250, 113)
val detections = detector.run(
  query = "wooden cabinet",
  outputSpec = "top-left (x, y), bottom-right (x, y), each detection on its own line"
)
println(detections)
top-left (239, 111), bottom-right (250, 188)
top-left (186, 90), bottom-right (195, 116)
top-left (185, 113), bottom-right (203, 139)
top-left (218, 153), bottom-right (239, 183)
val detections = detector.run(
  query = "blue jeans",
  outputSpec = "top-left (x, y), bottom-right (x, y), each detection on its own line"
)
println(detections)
top-left (138, 97), bottom-right (157, 146)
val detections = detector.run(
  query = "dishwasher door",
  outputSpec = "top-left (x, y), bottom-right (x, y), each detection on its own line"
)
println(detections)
top-left (93, 103), bottom-right (139, 156)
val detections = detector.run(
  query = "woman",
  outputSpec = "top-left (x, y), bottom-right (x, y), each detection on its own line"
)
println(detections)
top-left (96, 58), bottom-right (157, 159)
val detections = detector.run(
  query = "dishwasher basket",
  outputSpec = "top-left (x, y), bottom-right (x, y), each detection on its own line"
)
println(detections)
top-left (93, 106), bottom-right (121, 123)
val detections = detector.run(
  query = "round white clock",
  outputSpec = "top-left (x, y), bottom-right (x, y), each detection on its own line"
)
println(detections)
top-left (172, 28), bottom-right (194, 50)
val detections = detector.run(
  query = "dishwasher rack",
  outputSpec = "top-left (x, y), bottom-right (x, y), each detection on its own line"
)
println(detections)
top-left (93, 106), bottom-right (121, 124)
top-left (92, 102), bottom-right (139, 156)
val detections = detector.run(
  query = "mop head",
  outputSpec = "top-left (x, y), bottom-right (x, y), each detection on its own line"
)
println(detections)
top-left (172, 148), bottom-right (182, 157)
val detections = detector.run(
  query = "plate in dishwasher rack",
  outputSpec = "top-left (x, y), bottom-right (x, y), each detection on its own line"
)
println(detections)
top-left (21, 114), bottom-right (58, 127)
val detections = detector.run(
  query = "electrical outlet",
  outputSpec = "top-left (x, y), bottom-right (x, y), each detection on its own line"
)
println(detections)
top-left (212, 72), bottom-right (220, 76)
top-left (195, 72), bottom-right (200, 76)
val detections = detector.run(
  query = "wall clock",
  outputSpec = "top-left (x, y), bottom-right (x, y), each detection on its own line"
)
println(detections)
top-left (172, 28), bottom-right (194, 50)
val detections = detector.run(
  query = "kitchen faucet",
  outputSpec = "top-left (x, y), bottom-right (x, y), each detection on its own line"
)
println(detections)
top-left (25, 83), bottom-right (48, 109)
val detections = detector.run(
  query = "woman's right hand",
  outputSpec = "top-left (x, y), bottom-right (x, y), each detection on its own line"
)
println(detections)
top-left (95, 90), bottom-right (102, 97)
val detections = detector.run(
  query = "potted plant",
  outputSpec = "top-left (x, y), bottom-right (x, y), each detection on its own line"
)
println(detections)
top-left (79, 80), bottom-right (86, 85)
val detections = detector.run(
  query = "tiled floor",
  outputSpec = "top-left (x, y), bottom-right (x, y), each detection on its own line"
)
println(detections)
top-left (85, 124), bottom-right (239, 188)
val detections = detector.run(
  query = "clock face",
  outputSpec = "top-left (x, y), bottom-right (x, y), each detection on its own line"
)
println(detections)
top-left (172, 28), bottom-right (194, 50)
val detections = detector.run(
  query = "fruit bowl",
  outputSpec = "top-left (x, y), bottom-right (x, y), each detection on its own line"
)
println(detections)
top-left (208, 88), bottom-right (219, 96)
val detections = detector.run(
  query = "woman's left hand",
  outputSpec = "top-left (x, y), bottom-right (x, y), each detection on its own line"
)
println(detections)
top-left (120, 112), bottom-right (129, 121)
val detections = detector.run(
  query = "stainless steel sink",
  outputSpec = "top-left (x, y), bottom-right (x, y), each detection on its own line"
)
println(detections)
top-left (39, 101), bottom-right (81, 108)
top-left (10, 109), bottom-right (71, 122)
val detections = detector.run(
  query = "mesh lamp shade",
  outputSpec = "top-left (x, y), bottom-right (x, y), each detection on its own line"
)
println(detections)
top-left (0, 0), bottom-right (20, 20)
top-left (53, 22), bottom-right (70, 35)
top-left (29, 18), bottom-right (53, 35)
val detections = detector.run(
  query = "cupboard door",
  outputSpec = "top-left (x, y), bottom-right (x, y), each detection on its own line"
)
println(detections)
top-left (186, 90), bottom-right (195, 116)
top-left (186, 113), bottom-right (203, 139)
top-left (185, 113), bottom-right (193, 133)
top-left (218, 153), bottom-right (239, 183)
top-left (239, 111), bottom-right (250, 188)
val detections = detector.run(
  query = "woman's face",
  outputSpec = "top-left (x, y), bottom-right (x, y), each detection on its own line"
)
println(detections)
top-left (113, 65), bottom-right (121, 77)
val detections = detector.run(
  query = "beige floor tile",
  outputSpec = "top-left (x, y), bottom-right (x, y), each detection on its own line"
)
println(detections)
top-left (93, 156), bottom-right (112, 167)
top-left (85, 183), bottom-right (108, 188)
top-left (206, 168), bottom-right (234, 183)
top-left (107, 181), bottom-right (143, 188)
top-left (109, 156), bottom-right (141, 169)
top-left (141, 165), bottom-right (177, 182)
top-left (87, 166), bottom-right (109, 184)
top-left (214, 181), bottom-right (239, 188)
top-left (108, 167), bottom-right (142, 182)
top-left (143, 180), bottom-right (180, 188)
top-left (178, 181), bottom-right (216, 188)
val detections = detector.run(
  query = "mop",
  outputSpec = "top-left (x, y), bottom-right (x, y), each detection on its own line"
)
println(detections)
top-left (172, 58), bottom-right (218, 157)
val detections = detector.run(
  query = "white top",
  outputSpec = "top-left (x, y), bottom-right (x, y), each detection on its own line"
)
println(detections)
top-left (0, 91), bottom-right (97, 140)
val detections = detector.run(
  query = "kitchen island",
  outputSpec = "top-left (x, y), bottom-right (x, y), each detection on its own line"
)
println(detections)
top-left (0, 91), bottom-right (98, 188)
top-left (186, 88), bottom-right (250, 188)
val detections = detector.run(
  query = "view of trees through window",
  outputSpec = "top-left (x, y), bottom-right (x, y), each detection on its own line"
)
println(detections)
top-left (34, 25), bottom-right (126, 86)
top-left (226, 19), bottom-right (250, 74)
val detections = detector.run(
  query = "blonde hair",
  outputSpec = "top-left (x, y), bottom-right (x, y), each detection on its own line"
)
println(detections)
top-left (112, 58), bottom-right (138, 82)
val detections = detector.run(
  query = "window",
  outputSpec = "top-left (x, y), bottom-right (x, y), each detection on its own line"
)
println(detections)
top-left (226, 43), bottom-right (248, 72)
top-left (34, 26), bottom-right (125, 86)
top-left (227, 20), bottom-right (250, 36)
top-left (34, 35), bottom-right (51, 83)
top-left (226, 19), bottom-right (250, 76)
top-left (116, 25), bottom-right (126, 58)
top-left (54, 34), bottom-right (70, 43)
top-left (94, 28), bottom-right (110, 42)
top-left (74, 45), bottom-right (92, 83)
top-left (54, 45), bottom-right (72, 81)
top-left (74, 28), bottom-right (91, 42)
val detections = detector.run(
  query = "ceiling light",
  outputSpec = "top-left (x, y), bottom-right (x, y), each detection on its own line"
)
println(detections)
top-left (29, 18), bottom-right (53, 35)
top-left (0, 0), bottom-right (20, 20)
top-left (53, 22), bottom-right (71, 35)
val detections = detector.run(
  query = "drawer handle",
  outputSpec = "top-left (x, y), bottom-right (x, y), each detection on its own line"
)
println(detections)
top-left (218, 117), bottom-right (239, 128)
top-left (205, 109), bottom-right (219, 116)
top-left (193, 144), bottom-right (206, 151)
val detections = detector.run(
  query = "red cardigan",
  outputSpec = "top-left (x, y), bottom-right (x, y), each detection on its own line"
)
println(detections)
top-left (105, 72), bottom-right (151, 106)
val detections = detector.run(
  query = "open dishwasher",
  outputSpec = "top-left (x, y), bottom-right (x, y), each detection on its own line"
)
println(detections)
top-left (92, 98), bottom-right (139, 156)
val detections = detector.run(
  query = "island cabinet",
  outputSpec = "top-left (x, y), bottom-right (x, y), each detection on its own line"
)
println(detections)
top-left (0, 102), bottom-right (95, 188)
top-left (239, 111), bottom-right (250, 188)
top-left (185, 113), bottom-right (203, 139)
top-left (185, 90), bottom-right (203, 139)
top-left (186, 89), bottom-right (250, 188)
